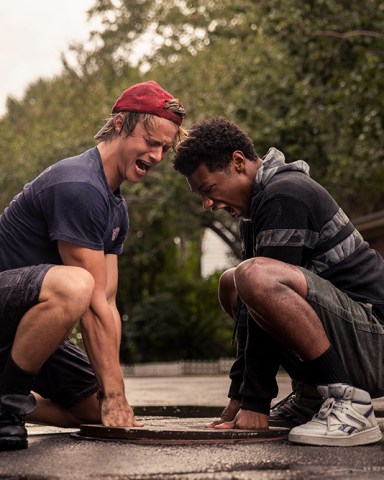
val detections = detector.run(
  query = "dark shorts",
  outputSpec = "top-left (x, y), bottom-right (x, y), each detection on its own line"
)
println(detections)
top-left (34, 338), bottom-right (99, 408)
top-left (0, 264), bottom-right (99, 408)
top-left (282, 268), bottom-right (384, 398)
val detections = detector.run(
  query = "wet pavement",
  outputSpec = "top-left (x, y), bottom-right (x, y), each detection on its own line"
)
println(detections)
top-left (1, 374), bottom-right (384, 479)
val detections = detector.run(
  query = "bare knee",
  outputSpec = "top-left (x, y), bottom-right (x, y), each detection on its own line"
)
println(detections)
top-left (40, 266), bottom-right (95, 318)
top-left (219, 267), bottom-right (238, 318)
top-left (234, 257), bottom-right (307, 305)
top-left (219, 268), bottom-right (237, 298)
top-left (235, 257), bottom-right (267, 285)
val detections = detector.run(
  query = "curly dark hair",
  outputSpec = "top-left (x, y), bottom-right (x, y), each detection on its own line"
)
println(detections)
top-left (173, 117), bottom-right (259, 176)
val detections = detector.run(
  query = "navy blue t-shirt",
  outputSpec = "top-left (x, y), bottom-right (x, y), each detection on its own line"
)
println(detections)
top-left (0, 147), bottom-right (128, 271)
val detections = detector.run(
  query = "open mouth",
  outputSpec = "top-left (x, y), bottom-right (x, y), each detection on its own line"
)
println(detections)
top-left (136, 160), bottom-right (150, 175)
top-left (224, 206), bottom-right (238, 217)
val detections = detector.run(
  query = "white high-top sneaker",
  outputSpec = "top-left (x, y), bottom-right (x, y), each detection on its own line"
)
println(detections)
top-left (288, 383), bottom-right (382, 446)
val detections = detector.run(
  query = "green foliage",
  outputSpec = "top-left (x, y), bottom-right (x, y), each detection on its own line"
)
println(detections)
top-left (85, 0), bottom-right (384, 215)
top-left (253, 0), bottom-right (384, 213)
top-left (116, 159), bottom-right (203, 304)
top-left (121, 274), bottom-right (235, 362)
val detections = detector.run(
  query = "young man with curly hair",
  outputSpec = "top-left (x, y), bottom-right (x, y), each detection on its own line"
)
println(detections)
top-left (0, 81), bottom-right (185, 450)
top-left (173, 116), bottom-right (384, 447)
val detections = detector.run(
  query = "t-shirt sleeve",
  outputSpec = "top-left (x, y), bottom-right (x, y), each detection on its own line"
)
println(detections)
top-left (36, 182), bottom-right (109, 250)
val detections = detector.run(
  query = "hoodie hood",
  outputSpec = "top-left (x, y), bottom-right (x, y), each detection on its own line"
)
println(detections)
top-left (253, 147), bottom-right (310, 196)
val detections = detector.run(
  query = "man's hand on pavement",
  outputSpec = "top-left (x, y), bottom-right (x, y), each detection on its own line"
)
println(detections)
top-left (213, 408), bottom-right (269, 430)
top-left (100, 392), bottom-right (144, 427)
top-left (205, 398), bottom-right (241, 428)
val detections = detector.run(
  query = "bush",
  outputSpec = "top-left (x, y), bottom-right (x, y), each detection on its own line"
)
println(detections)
top-left (121, 274), bottom-right (235, 363)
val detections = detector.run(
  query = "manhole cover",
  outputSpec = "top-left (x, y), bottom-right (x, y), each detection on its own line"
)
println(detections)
top-left (133, 405), bottom-right (224, 417)
top-left (74, 422), bottom-right (288, 445)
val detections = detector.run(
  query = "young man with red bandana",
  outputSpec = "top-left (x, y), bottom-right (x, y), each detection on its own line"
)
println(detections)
top-left (0, 81), bottom-right (185, 450)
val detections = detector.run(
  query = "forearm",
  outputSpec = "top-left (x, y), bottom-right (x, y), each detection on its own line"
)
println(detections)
top-left (56, 245), bottom-right (138, 426)
top-left (240, 318), bottom-right (281, 414)
top-left (109, 302), bottom-right (122, 348)
top-left (80, 306), bottom-right (124, 396)
top-left (79, 289), bottom-right (141, 427)
top-left (229, 302), bottom-right (280, 414)
top-left (228, 301), bottom-right (248, 399)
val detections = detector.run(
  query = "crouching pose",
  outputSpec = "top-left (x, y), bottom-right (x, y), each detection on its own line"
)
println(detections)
top-left (173, 116), bottom-right (384, 447)
top-left (0, 81), bottom-right (185, 450)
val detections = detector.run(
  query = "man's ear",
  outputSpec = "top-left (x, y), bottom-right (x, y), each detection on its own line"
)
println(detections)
top-left (232, 150), bottom-right (246, 173)
top-left (114, 114), bottom-right (123, 134)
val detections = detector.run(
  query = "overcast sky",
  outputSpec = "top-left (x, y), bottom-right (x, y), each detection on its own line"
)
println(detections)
top-left (0, 0), bottom-right (96, 116)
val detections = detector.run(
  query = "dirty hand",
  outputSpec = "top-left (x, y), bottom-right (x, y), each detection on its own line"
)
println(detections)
top-left (213, 408), bottom-right (269, 430)
top-left (205, 398), bottom-right (241, 428)
top-left (100, 392), bottom-right (144, 427)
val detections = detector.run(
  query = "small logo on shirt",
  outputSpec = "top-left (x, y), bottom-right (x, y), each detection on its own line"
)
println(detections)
top-left (111, 227), bottom-right (120, 241)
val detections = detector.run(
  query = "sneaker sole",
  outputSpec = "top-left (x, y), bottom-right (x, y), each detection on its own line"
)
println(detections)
top-left (0, 437), bottom-right (28, 451)
top-left (289, 426), bottom-right (382, 447)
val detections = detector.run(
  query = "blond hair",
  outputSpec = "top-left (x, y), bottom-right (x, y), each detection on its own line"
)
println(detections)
top-left (94, 112), bottom-right (187, 149)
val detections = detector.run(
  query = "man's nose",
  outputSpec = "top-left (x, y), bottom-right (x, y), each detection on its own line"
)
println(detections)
top-left (202, 196), bottom-right (214, 210)
top-left (149, 146), bottom-right (163, 163)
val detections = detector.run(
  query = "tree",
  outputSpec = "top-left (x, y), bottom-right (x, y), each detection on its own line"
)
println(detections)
top-left (86, 0), bottom-right (384, 217)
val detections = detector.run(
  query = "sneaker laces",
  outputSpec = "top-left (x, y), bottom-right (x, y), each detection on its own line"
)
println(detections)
top-left (316, 397), bottom-right (367, 429)
top-left (317, 397), bottom-right (338, 420)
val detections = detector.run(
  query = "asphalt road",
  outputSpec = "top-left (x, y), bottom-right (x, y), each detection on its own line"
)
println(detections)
top-left (1, 375), bottom-right (384, 480)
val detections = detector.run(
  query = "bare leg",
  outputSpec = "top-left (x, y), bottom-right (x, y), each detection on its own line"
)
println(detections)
top-left (12, 265), bottom-right (95, 374)
top-left (68, 392), bottom-right (101, 424)
top-left (216, 257), bottom-right (335, 431)
top-left (27, 393), bottom-right (80, 427)
top-left (234, 257), bottom-right (330, 360)
top-left (27, 391), bottom-right (101, 427)
top-left (218, 268), bottom-right (238, 319)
